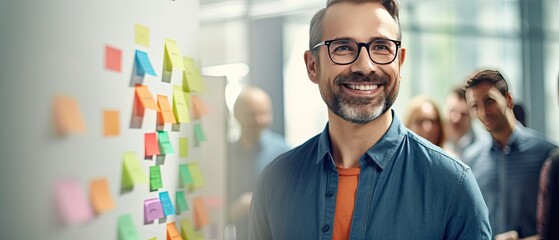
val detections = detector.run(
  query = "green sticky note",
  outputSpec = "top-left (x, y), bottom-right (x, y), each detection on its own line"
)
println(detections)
top-left (182, 56), bottom-right (206, 93)
top-left (179, 164), bottom-right (193, 187)
top-left (118, 214), bottom-right (141, 240)
top-left (173, 85), bottom-right (190, 123)
top-left (176, 191), bottom-right (188, 213)
top-left (157, 131), bottom-right (174, 154)
top-left (149, 166), bottom-right (163, 191)
top-left (188, 162), bottom-right (205, 190)
top-left (122, 152), bottom-right (148, 189)
top-left (179, 138), bottom-right (189, 158)
top-left (193, 123), bottom-right (207, 147)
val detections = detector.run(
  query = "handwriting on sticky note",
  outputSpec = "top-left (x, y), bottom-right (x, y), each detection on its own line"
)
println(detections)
top-left (103, 110), bottom-right (120, 136)
top-left (164, 39), bottom-right (183, 71)
top-left (144, 198), bottom-right (164, 222)
top-left (145, 133), bottom-right (160, 157)
top-left (167, 222), bottom-right (183, 240)
top-left (89, 177), bottom-right (115, 214)
top-left (158, 95), bottom-right (177, 124)
top-left (173, 85), bottom-right (190, 123)
top-left (135, 24), bottom-right (150, 47)
top-left (53, 95), bottom-right (87, 135)
top-left (118, 214), bottom-right (141, 240)
top-left (55, 179), bottom-right (93, 225)
top-left (159, 191), bottom-right (176, 216)
top-left (149, 166), bottom-right (163, 191)
top-left (135, 85), bottom-right (159, 110)
top-left (105, 45), bottom-right (122, 72)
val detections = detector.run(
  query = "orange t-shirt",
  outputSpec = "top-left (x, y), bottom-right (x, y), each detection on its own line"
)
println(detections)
top-left (332, 167), bottom-right (360, 240)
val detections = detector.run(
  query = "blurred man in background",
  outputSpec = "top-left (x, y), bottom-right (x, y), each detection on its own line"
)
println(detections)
top-left (464, 69), bottom-right (557, 239)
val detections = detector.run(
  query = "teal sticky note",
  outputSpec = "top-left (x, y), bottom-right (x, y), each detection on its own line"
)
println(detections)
top-left (149, 166), bottom-right (163, 191)
top-left (135, 50), bottom-right (157, 76)
top-left (159, 191), bottom-right (175, 216)
top-left (179, 164), bottom-right (193, 187)
top-left (193, 123), bottom-right (207, 147)
top-left (158, 131), bottom-right (175, 154)
top-left (118, 214), bottom-right (141, 240)
top-left (176, 191), bottom-right (189, 213)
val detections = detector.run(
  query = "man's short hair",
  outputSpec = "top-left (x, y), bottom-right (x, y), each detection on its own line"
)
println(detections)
top-left (464, 69), bottom-right (509, 96)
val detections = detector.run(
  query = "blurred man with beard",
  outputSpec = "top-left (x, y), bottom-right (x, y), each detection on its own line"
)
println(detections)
top-left (249, 0), bottom-right (491, 239)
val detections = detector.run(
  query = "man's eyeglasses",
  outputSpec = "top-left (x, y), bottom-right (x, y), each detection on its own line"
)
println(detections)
top-left (312, 38), bottom-right (401, 65)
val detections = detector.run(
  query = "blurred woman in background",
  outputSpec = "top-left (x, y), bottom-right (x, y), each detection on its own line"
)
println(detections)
top-left (404, 96), bottom-right (445, 148)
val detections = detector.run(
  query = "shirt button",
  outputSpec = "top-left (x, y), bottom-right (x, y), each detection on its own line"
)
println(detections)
top-left (322, 224), bottom-right (330, 232)
top-left (325, 190), bottom-right (334, 198)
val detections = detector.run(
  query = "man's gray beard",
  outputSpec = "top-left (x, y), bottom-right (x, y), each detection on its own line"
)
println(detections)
top-left (328, 94), bottom-right (392, 124)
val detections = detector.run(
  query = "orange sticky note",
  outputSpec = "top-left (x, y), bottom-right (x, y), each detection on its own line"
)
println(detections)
top-left (89, 177), bottom-right (115, 214)
top-left (103, 110), bottom-right (120, 136)
top-left (158, 95), bottom-right (176, 124)
top-left (53, 95), bottom-right (87, 135)
top-left (191, 96), bottom-right (208, 120)
top-left (105, 45), bottom-right (122, 72)
top-left (135, 85), bottom-right (159, 110)
top-left (194, 197), bottom-right (210, 229)
top-left (145, 133), bottom-right (160, 157)
top-left (167, 222), bottom-right (183, 240)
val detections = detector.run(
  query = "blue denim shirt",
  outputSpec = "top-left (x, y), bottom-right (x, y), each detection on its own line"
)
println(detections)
top-left (469, 123), bottom-right (557, 237)
top-left (250, 111), bottom-right (491, 239)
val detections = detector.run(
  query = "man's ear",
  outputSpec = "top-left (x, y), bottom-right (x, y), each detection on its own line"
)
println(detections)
top-left (506, 92), bottom-right (514, 109)
top-left (398, 47), bottom-right (406, 66)
top-left (304, 50), bottom-right (319, 84)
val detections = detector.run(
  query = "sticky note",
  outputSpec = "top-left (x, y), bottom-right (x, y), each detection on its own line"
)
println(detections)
top-left (188, 162), bottom-right (205, 190)
top-left (182, 56), bottom-right (206, 92)
top-left (179, 138), bottom-right (189, 158)
top-left (164, 38), bottom-right (183, 72)
top-left (191, 96), bottom-right (208, 120)
top-left (55, 179), bottom-right (94, 225)
top-left (122, 152), bottom-right (148, 189)
top-left (103, 110), bottom-right (120, 136)
top-left (118, 214), bottom-right (141, 240)
top-left (145, 133), bottom-right (160, 157)
top-left (159, 191), bottom-right (176, 216)
top-left (53, 95), bottom-right (87, 135)
top-left (167, 222), bottom-right (183, 240)
top-left (193, 197), bottom-right (210, 229)
top-left (176, 191), bottom-right (188, 213)
top-left (135, 85), bottom-right (159, 111)
top-left (144, 198), bottom-right (164, 222)
top-left (181, 219), bottom-right (204, 240)
top-left (148, 238), bottom-right (157, 240)
top-left (179, 164), bottom-right (193, 187)
top-left (89, 177), bottom-right (115, 214)
top-left (150, 166), bottom-right (163, 191)
top-left (105, 45), bottom-right (122, 72)
top-left (158, 131), bottom-right (174, 154)
top-left (173, 85), bottom-right (190, 123)
top-left (193, 123), bottom-right (207, 146)
top-left (158, 95), bottom-right (177, 124)
top-left (135, 50), bottom-right (157, 76)
top-left (135, 24), bottom-right (150, 47)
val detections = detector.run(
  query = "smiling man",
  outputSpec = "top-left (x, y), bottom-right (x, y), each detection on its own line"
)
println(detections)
top-left (249, 0), bottom-right (491, 239)
top-left (464, 69), bottom-right (557, 239)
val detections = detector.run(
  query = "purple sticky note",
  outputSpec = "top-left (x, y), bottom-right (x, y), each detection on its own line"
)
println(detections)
top-left (55, 179), bottom-right (94, 225)
top-left (144, 198), bottom-right (164, 222)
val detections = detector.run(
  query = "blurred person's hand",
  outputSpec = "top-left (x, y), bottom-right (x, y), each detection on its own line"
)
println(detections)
top-left (495, 230), bottom-right (519, 240)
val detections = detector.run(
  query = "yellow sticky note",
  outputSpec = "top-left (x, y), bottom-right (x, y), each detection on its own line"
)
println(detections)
top-left (164, 38), bottom-right (183, 72)
top-left (179, 138), bottom-right (189, 158)
top-left (167, 222), bottom-right (183, 240)
top-left (193, 197), bottom-right (210, 229)
top-left (135, 24), bottom-right (150, 47)
top-left (53, 95), bottom-right (87, 135)
top-left (122, 152), bottom-right (148, 189)
top-left (188, 162), bottom-right (205, 190)
top-left (89, 177), bottom-right (115, 214)
top-left (181, 219), bottom-right (201, 240)
top-left (103, 110), bottom-right (120, 136)
top-left (158, 95), bottom-right (176, 124)
top-left (173, 85), bottom-right (190, 123)
top-left (135, 85), bottom-right (159, 111)
top-left (182, 57), bottom-right (206, 93)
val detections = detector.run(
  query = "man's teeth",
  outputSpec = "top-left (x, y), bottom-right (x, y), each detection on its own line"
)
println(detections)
top-left (347, 84), bottom-right (379, 91)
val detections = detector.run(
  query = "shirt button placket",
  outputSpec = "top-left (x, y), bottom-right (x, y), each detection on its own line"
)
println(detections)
top-left (325, 190), bottom-right (334, 198)
top-left (321, 224), bottom-right (330, 232)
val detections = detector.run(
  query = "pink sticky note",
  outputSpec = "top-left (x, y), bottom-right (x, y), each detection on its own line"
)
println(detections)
top-left (55, 179), bottom-right (94, 225)
top-left (105, 45), bottom-right (122, 72)
top-left (145, 132), bottom-right (160, 157)
top-left (144, 198), bottom-right (164, 222)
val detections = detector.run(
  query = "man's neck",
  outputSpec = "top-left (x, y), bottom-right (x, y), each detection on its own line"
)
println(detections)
top-left (328, 111), bottom-right (392, 168)
top-left (238, 129), bottom-right (263, 150)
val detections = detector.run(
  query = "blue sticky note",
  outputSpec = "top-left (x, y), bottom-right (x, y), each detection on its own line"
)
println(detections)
top-left (159, 191), bottom-right (175, 216)
top-left (135, 50), bottom-right (157, 77)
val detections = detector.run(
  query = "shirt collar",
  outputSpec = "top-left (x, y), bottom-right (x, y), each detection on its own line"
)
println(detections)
top-left (491, 121), bottom-right (524, 152)
top-left (315, 109), bottom-right (406, 170)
